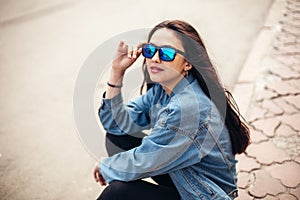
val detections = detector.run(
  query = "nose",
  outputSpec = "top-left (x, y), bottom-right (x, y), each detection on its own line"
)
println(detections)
top-left (151, 51), bottom-right (161, 63)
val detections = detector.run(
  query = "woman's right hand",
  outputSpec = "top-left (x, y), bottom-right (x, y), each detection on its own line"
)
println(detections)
top-left (105, 41), bottom-right (143, 99)
top-left (112, 41), bottom-right (143, 75)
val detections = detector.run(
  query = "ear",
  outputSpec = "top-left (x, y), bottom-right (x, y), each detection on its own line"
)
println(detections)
top-left (184, 62), bottom-right (192, 71)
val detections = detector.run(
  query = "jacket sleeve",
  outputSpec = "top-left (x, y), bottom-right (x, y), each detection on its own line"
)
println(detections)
top-left (99, 102), bottom-right (203, 183)
top-left (98, 87), bottom-right (155, 135)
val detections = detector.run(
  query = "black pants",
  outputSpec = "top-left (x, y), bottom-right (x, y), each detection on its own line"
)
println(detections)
top-left (97, 133), bottom-right (180, 200)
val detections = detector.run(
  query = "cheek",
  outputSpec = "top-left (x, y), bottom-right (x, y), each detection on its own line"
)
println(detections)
top-left (166, 62), bottom-right (185, 73)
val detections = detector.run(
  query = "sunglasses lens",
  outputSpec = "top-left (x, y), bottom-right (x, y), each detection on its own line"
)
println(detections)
top-left (159, 47), bottom-right (176, 61)
top-left (142, 44), bottom-right (156, 58)
top-left (142, 44), bottom-right (177, 62)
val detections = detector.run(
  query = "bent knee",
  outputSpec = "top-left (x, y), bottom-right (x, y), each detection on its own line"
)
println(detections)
top-left (107, 181), bottom-right (129, 194)
top-left (97, 181), bottom-right (131, 200)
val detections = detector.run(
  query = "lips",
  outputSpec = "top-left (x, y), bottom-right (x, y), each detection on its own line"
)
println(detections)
top-left (150, 66), bottom-right (164, 74)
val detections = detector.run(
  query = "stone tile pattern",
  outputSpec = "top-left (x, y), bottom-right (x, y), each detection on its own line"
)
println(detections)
top-left (236, 0), bottom-right (300, 199)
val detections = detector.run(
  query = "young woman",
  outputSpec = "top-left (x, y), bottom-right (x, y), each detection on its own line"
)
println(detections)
top-left (93, 20), bottom-right (250, 200)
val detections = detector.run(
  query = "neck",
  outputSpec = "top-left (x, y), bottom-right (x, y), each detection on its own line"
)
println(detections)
top-left (161, 75), bottom-right (185, 96)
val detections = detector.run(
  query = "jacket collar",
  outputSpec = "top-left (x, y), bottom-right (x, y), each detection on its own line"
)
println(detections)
top-left (170, 74), bottom-right (195, 98)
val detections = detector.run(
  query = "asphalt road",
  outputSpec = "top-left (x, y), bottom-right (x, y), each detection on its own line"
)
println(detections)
top-left (0, 0), bottom-right (273, 199)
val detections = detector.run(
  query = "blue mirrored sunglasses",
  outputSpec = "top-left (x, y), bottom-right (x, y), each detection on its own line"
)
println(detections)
top-left (142, 43), bottom-right (185, 62)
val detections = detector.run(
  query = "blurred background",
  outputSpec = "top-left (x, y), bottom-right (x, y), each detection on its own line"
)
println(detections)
top-left (0, 0), bottom-right (273, 199)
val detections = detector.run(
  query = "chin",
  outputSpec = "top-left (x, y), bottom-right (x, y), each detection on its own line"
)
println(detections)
top-left (149, 77), bottom-right (160, 83)
top-left (149, 74), bottom-right (165, 83)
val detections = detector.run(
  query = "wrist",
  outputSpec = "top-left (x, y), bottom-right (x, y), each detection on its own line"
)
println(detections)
top-left (107, 82), bottom-right (123, 88)
top-left (108, 69), bottom-right (124, 85)
top-left (111, 66), bottom-right (126, 77)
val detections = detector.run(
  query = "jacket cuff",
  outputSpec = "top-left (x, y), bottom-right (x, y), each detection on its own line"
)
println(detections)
top-left (98, 161), bottom-right (113, 184)
top-left (100, 92), bottom-right (123, 110)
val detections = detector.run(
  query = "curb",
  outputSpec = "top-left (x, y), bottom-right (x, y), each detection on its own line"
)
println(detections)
top-left (232, 0), bottom-right (286, 118)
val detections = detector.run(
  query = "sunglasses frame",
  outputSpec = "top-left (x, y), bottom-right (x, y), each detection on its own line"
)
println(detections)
top-left (142, 43), bottom-right (186, 62)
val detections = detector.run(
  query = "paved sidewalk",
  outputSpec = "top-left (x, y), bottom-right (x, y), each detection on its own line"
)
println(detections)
top-left (234, 0), bottom-right (300, 199)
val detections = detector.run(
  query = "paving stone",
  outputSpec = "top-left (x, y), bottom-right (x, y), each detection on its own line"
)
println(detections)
top-left (247, 141), bottom-right (290, 165)
top-left (295, 156), bottom-right (300, 164)
top-left (283, 18), bottom-right (300, 27)
top-left (286, 3), bottom-right (300, 9)
top-left (286, 0), bottom-right (300, 7)
top-left (236, 154), bottom-right (260, 172)
top-left (290, 64), bottom-right (300, 73)
top-left (266, 161), bottom-right (300, 188)
top-left (285, 79), bottom-right (300, 90)
top-left (284, 95), bottom-right (300, 110)
top-left (273, 97), bottom-right (298, 114)
top-left (247, 105), bottom-right (268, 122)
top-left (251, 118), bottom-right (280, 137)
top-left (276, 123), bottom-right (297, 137)
top-left (281, 113), bottom-right (300, 131)
top-left (238, 172), bottom-right (251, 189)
top-left (272, 40), bottom-right (289, 49)
top-left (236, 189), bottom-right (253, 200)
top-left (283, 16), bottom-right (300, 25)
top-left (256, 90), bottom-right (278, 102)
top-left (265, 112), bottom-right (279, 118)
top-left (250, 129), bottom-right (269, 143)
top-left (286, 11), bottom-right (300, 18)
top-left (266, 81), bottom-right (299, 95)
top-left (278, 193), bottom-right (297, 200)
top-left (262, 195), bottom-right (279, 200)
top-left (276, 44), bottom-right (300, 55)
top-left (273, 52), bottom-right (300, 64)
top-left (264, 56), bottom-right (285, 70)
top-left (275, 29), bottom-right (300, 41)
top-left (275, 32), bottom-right (298, 44)
top-left (269, 64), bottom-right (300, 79)
top-left (261, 100), bottom-right (284, 115)
top-left (249, 170), bottom-right (286, 198)
top-left (290, 187), bottom-right (300, 199)
top-left (282, 19), bottom-right (300, 31)
top-left (272, 135), bottom-right (300, 158)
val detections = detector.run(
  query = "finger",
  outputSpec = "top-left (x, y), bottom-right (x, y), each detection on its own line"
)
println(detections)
top-left (94, 170), bottom-right (100, 182)
top-left (116, 41), bottom-right (126, 54)
top-left (137, 47), bottom-right (143, 56)
top-left (93, 166), bottom-right (97, 180)
top-left (94, 172), bottom-right (99, 182)
top-left (93, 164), bottom-right (100, 182)
top-left (118, 41), bottom-right (125, 48)
top-left (137, 42), bottom-right (146, 56)
top-left (123, 42), bottom-right (128, 54)
top-left (127, 45), bottom-right (133, 58)
top-left (137, 41), bottom-right (146, 48)
top-left (93, 164), bottom-right (106, 186)
top-left (132, 47), bottom-right (138, 58)
top-left (99, 174), bottom-right (107, 186)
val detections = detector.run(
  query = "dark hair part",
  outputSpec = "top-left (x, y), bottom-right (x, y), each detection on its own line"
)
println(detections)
top-left (140, 20), bottom-right (250, 154)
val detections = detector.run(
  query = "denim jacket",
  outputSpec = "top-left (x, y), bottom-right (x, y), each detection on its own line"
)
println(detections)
top-left (98, 75), bottom-right (238, 200)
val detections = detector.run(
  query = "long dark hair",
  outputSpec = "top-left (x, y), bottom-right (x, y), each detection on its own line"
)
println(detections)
top-left (140, 20), bottom-right (250, 154)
